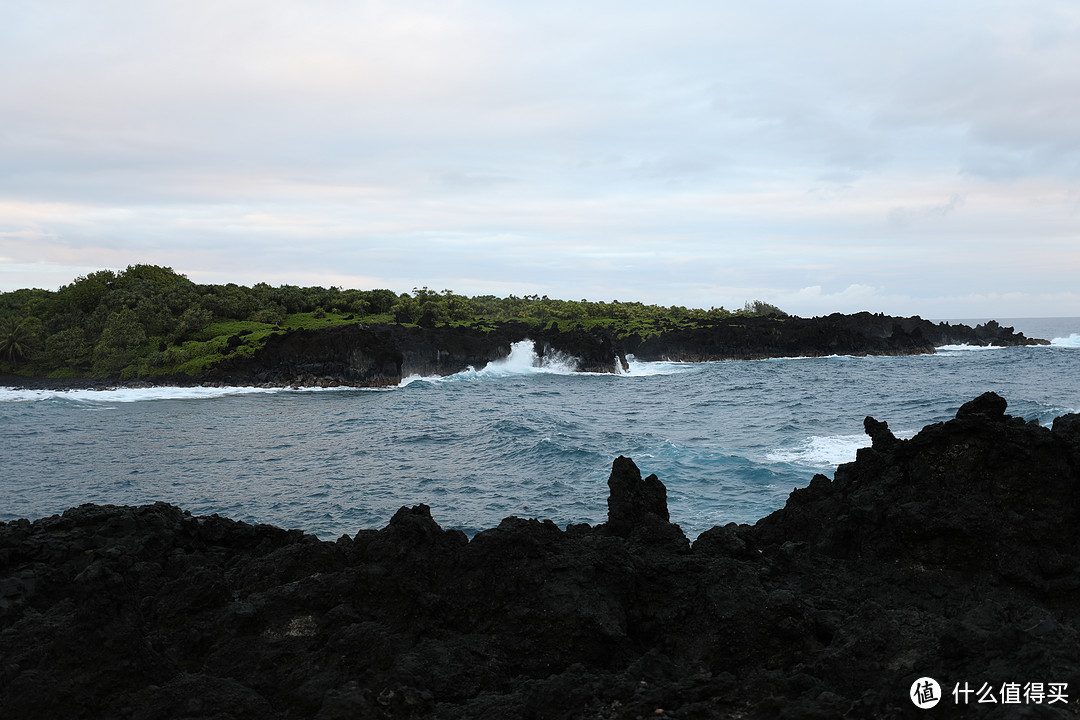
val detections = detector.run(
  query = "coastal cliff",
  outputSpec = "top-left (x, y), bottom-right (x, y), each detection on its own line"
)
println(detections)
top-left (200, 313), bottom-right (1043, 387)
top-left (3, 392), bottom-right (1078, 718)
top-left (623, 312), bottom-right (1042, 362)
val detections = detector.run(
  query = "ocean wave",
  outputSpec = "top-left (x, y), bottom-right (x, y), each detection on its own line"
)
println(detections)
top-left (400, 340), bottom-right (578, 386)
top-left (618, 356), bottom-right (691, 376)
top-left (0, 384), bottom-right (369, 403)
top-left (935, 344), bottom-right (1007, 352)
top-left (768, 428), bottom-right (925, 468)
top-left (765, 354), bottom-right (847, 362)
top-left (401, 341), bottom-right (691, 385)
top-left (1050, 334), bottom-right (1080, 348)
top-left (0, 385), bottom-right (288, 403)
top-left (766, 434), bottom-right (869, 468)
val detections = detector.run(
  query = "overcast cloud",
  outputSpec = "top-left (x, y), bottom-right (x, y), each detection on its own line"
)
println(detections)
top-left (2, 0), bottom-right (1078, 317)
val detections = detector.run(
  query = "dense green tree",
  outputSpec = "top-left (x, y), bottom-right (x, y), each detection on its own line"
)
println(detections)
top-left (92, 309), bottom-right (148, 375)
top-left (178, 305), bottom-right (213, 337)
top-left (44, 327), bottom-right (92, 371)
top-left (251, 302), bottom-right (287, 325)
top-left (391, 294), bottom-right (422, 324)
top-left (270, 285), bottom-right (308, 314)
top-left (364, 289), bottom-right (398, 315)
top-left (743, 300), bottom-right (787, 317)
top-left (0, 316), bottom-right (37, 368)
top-left (61, 270), bottom-right (116, 313)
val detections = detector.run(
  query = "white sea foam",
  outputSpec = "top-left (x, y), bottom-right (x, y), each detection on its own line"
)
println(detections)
top-left (480, 340), bottom-right (579, 376)
top-left (1050, 334), bottom-right (1080, 348)
top-left (400, 340), bottom-right (580, 385)
top-left (765, 354), bottom-right (846, 362)
top-left (766, 434), bottom-right (869, 468)
top-left (398, 374), bottom-right (434, 387)
top-left (619, 356), bottom-right (690, 376)
top-left (768, 428), bottom-right (921, 468)
top-left (933, 344), bottom-right (1009, 357)
top-left (401, 341), bottom-right (696, 385)
top-left (936, 344), bottom-right (1007, 352)
top-left (0, 385), bottom-right (286, 403)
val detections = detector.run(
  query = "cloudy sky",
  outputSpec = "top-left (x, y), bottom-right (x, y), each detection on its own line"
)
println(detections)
top-left (2, 1), bottom-right (1078, 317)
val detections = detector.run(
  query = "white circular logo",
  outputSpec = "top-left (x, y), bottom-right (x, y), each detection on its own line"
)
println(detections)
top-left (911, 677), bottom-right (941, 709)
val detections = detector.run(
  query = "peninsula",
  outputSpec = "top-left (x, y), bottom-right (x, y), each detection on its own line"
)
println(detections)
top-left (0, 265), bottom-right (1047, 388)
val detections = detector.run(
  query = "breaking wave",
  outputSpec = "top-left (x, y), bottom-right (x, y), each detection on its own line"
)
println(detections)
top-left (0, 385), bottom-right (286, 404)
top-left (618, 356), bottom-right (690, 376)
top-left (936, 344), bottom-right (1007, 353)
top-left (1051, 334), bottom-right (1080, 348)
top-left (400, 341), bottom-right (690, 385)
top-left (766, 434), bottom-right (870, 469)
top-left (400, 340), bottom-right (578, 386)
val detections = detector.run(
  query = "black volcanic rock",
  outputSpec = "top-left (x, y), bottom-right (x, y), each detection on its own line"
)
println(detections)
top-left (203, 321), bottom-right (629, 387)
top-left (604, 456), bottom-right (688, 550)
top-left (753, 392), bottom-right (1080, 583)
top-left (606, 455), bottom-right (670, 531)
top-left (3, 395), bottom-right (1080, 718)
top-left (955, 390), bottom-right (1009, 419)
top-left (862, 415), bottom-right (897, 450)
top-left (188, 313), bottom-right (1045, 388)
top-left (625, 312), bottom-right (1044, 363)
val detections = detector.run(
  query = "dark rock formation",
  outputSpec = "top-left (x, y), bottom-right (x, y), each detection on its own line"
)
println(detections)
top-left (624, 312), bottom-right (1045, 362)
top-left (207, 323), bottom-right (514, 387)
top-left (204, 314), bottom-right (1041, 387)
top-left (955, 390), bottom-right (1009, 419)
top-left (201, 321), bottom-right (629, 387)
top-left (606, 455), bottom-right (669, 526)
top-left (603, 456), bottom-right (688, 550)
top-left (4, 394), bottom-right (1080, 717)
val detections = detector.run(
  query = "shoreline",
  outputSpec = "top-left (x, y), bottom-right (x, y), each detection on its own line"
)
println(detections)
top-left (0, 321), bottom-right (1049, 395)
top-left (0, 345), bottom-right (1021, 392)
top-left (1, 313), bottom-right (1048, 390)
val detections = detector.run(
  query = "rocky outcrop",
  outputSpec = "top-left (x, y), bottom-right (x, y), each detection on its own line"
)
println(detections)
top-left (206, 323), bottom-right (514, 387)
top-left (753, 391), bottom-right (1080, 587)
top-left (202, 321), bottom-right (628, 387)
top-left (623, 312), bottom-right (1045, 362)
top-left (4, 393), bottom-right (1079, 718)
top-left (199, 314), bottom-right (1042, 387)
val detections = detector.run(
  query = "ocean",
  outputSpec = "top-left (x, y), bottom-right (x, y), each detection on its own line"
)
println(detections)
top-left (3, 317), bottom-right (1079, 541)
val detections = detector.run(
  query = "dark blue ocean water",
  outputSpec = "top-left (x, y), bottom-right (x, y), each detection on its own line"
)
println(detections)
top-left (3, 318), bottom-right (1079, 540)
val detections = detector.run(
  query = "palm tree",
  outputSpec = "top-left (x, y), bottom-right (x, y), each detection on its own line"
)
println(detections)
top-left (0, 316), bottom-right (34, 368)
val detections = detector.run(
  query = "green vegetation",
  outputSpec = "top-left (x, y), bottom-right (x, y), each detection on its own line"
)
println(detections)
top-left (0, 265), bottom-right (788, 379)
top-left (0, 316), bottom-right (37, 368)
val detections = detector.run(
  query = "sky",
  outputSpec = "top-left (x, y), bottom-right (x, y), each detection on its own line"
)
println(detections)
top-left (2, 1), bottom-right (1079, 318)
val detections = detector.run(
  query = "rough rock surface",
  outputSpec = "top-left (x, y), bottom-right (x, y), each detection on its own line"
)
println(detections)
top-left (204, 321), bottom-right (629, 387)
top-left (3, 393), bottom-right (1079, 718)
top-left (624, 312), bottom-right (1044, 363)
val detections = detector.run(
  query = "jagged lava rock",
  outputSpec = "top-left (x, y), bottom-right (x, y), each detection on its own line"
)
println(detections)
top-left (754, 392), bottom-right (1080, 588)
top-left (3, 394), bottom-right (1080, 718)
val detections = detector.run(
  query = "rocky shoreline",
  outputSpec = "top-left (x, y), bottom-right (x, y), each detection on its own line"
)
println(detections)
top-left (1, 313), bottom-right (1047, 390)
top-left (2, 392), bottom-right (1078, 718)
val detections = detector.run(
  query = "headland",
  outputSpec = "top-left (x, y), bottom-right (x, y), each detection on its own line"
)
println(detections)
top-left (2, 313), bottom-right (1046, 390)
